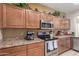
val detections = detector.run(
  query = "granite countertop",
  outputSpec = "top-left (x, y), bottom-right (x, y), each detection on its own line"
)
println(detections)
top-left (0, 38), bottom-right (44, 49)
top-left (0, 35), bottom-right (73, 49)
top-left (54, 35), bottom-right (72, 38)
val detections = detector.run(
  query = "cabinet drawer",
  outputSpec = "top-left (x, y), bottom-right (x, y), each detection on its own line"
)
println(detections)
top-left (0, 45), bottom-right (26, 53)
top-left (27, 42), bottom-right (44, 49)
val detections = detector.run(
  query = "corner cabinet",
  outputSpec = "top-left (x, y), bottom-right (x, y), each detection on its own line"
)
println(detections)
top-left (0, 4), bottom-right (3, 28)
top-left (26, 10), bottom-right (41, 28)
top-left (3, 4), bottom-right (26, 28)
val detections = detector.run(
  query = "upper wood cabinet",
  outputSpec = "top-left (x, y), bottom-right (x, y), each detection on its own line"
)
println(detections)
top-left (41, 13), bottom-right (53, 21)
top-left (0, 4), bottom-right (3, 28)
top-left (26, 10), bottom-right (41, 28)
top-left (3, 4), bottom-right (26, 28)
top-left (53, 16), bottom-right (70, 30)
top-left (41, 13), bottom-right (47, 20)
top-left (60, 19), bottom-right (70, 29)
top-left (46, 14), bottom-right (53, 21)
top-left (1, 4), bottom-right (70, 29)
top-left (53, 16), bottom-right (61, 29)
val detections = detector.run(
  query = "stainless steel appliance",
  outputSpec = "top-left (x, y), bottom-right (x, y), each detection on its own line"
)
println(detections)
top-left (40, 20), bottom-right (54, 29)
top-left (73, 37), bottom-right (79, 51)
top-left (45, 39), bottom-right (58, 55)
top-left (37, 31), bottom-right (50, 40)
top-left (37, 31), bottom-right (58, 56)
top-left (24, 32), bottom-right (34, 40)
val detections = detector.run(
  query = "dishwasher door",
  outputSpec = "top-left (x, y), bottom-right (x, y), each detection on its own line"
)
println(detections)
top-left (73, 38), bottom-right (79, 51)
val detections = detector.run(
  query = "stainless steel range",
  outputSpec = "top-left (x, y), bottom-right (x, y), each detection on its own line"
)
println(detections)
top-left (45, 39), bottom-right (58, 56)
top-left (37, 31), bottom-right (58, 56)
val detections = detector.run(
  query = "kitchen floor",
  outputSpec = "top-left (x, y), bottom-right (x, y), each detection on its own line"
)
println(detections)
top-left (59, 50), bottom-right (79, 56)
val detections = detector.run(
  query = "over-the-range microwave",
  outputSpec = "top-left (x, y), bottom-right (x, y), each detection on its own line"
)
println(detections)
top-left (40, 20), bottom-right (54, 29)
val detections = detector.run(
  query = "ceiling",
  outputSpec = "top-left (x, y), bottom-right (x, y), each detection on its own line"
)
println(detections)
top-left (41, 3), bottom-right (79, 14)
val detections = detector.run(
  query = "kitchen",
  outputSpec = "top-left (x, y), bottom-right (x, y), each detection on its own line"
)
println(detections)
top-left (0, 3), bottom-right (78, 56)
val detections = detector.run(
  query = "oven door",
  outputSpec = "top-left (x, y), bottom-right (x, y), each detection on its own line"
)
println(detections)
top-left (45, 40), bottom-right (54, 52)
top-left (45, 39), bottom-right (58, 55)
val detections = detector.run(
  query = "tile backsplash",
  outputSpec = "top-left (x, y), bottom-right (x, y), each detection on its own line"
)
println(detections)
top-left (2, 28), bottom-right (54, 40)
top-left (2, 29), bottom-right (26, 39)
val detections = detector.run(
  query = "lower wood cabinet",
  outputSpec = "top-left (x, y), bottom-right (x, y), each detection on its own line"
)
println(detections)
top-left (0, 41), bottom-right (44, 56)
top-left (11, 51), bottom-right (27, 56)
top-left (26, 41), bottom-right (44, 56)
top-left (0, 45), bottom-right (27, 56)
top-left (58, 37), bottom-right (71, 54)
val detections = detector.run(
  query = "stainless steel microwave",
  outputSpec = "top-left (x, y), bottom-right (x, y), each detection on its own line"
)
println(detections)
top-left (40, 20), bottom-right (54, 29)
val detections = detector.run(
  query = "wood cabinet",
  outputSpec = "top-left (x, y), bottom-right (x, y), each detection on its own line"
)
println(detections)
top-left (3, 4), bottom-right (25, 28)
top-left (0, 41), bottom-right (44, 56)
top-left (60, 19), bottom-right (70, 29)
top-left (46, 14), bottom-right (53, 21)
top-left (0, 4), bottom-right (70, 29)
top-left (65, 37), bottom-right (71, 50)
top-left (0, 4), bottom-right (3, 28)
top-left (53, 16), bottom-right (61, 29)
top-left (41, 13), bottom-right (47, 20)
top-left (58, 38), bottom-right (65, 54)
top-left (26, 10), bottom-right (40, 28)
top-left (0, 45), bottom-right (27, 56)
top-left (58, 37), bottom-right (71, 54)
top-left (41, 13), bottom-right (53, 21)
top-left (27, 41), bottom-right (44, 56)
top-left (53, 16), bottom-right (70, 30)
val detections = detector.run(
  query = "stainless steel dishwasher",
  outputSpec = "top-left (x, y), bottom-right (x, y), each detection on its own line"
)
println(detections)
top-left (73, 37), bottom-right (79, 51)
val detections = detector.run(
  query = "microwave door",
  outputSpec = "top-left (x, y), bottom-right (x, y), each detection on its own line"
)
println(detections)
top-left (41, 21), bottom-right (54, 29)
top-left (47, 23), bottom-right (51, 28)
top-left (41, 23), bottom-right (46, 28)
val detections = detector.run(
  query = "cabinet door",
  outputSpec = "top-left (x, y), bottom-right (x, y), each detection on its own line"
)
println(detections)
top-left (65, 20), bottom-right (70, 29)
top-left (41, 13), bottom-right (53, 21)
top-left (60, 19), bottom-right (64, 29)
top-left (11, 51), bottom-right (27, 56)
top-left (27, 41), bottom-right (44, 56)
top-left (27, 47), bottom-right (44, 56)
top-left (66, 37), bottom-right (71, 50)
top-left (46, 14), bottom-right (53, 23)
top-left (60, 19), bottom-right (70, 29)
top-left (58, 38), bottom-right (66, 54)
top-left (53, 16), bottom-right (61, 29)
top-left (3, 4), bottom-right (25, 28)
top-left (26, 10), bottom-right (40, 28)
top-left (41, 13), bottom-right (47, 20)
top-left (0, 4), bottom-right (3, 28)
